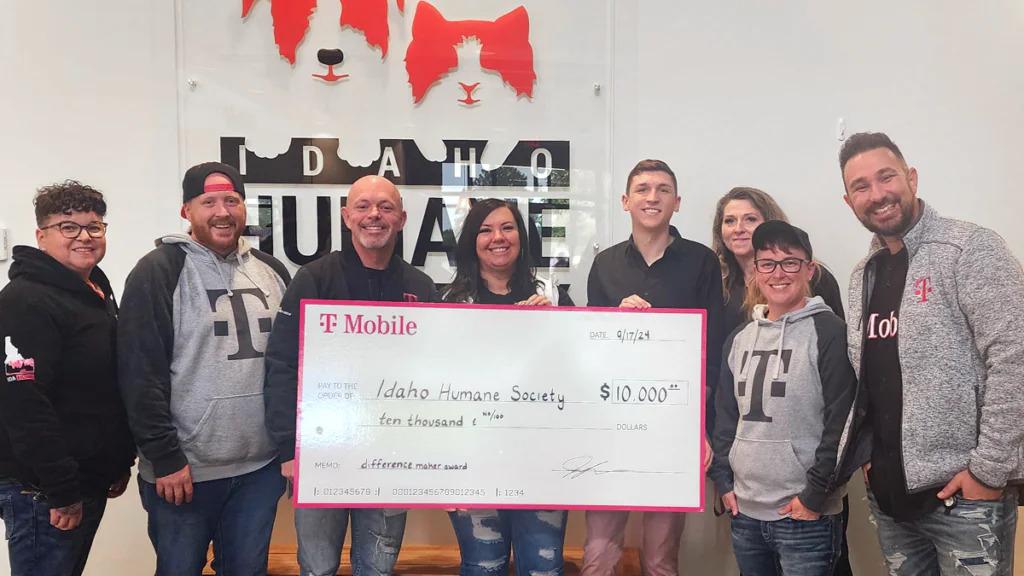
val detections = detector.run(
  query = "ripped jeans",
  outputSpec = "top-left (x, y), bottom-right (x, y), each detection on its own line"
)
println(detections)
top-left (294, 508), bottom-right (407, 576)
top-left (867, 488), bottom-right (1017, 575)
top-left (449, 509), bottom-right (568, 576)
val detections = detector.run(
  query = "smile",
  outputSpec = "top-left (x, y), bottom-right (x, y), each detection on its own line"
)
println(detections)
top-left (871, 202), bottom-right (899, 217)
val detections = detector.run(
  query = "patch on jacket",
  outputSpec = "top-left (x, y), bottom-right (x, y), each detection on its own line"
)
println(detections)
top-left (4, 337), bottom-right (35, 383)
top-left (913, 277), bottom-right (934, 303)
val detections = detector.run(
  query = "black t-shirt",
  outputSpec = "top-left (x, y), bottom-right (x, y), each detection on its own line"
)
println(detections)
top-left (478, 285), bottom-right (526, 305)
top-left (862, 248), bottom-right (940, 521)
top-left (476, 283), bottom-right (575, 306)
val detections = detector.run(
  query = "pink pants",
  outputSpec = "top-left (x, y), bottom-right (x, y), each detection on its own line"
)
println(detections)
top-left (582, 511), bottom-right (686, 576)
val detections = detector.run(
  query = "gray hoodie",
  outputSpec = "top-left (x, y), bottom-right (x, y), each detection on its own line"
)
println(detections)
top-left (711, 296), bottom-right (857, 521)
top-left (119, 234), bottom-right (289, 483)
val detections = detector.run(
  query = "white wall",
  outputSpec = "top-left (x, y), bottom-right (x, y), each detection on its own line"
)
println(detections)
top-left (2, 1), bottom-right (1022, 574)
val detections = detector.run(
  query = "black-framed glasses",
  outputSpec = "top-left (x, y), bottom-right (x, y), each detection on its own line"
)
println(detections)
top-left (755, 257), bottom-right (808, 274)
top-left (39, 221), bottom-right (109, 239)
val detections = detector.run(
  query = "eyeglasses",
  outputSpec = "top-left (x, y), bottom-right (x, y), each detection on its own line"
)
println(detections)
top-left (39, 221), bottom-right (109, 239)
top-left (754, 257), bottom-right (809, 274)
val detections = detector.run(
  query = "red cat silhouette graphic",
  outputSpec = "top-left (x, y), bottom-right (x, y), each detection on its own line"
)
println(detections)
top-left (404, 3), bottom-right (536, 105)
top-left (242, 0), bottom-right (403, 71)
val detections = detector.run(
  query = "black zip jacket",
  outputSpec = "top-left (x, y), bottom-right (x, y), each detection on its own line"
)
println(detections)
top-left (0, 246), bottom-right (135, 507)
top-left (264, 249), bottom-right (439, 461)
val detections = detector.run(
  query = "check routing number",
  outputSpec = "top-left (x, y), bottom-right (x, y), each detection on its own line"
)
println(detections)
top-left (295, 301), bottom-right (706, 511)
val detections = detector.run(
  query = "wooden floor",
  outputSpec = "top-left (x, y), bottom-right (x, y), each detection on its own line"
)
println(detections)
top-left (203, 545), bottom-right (640, 575)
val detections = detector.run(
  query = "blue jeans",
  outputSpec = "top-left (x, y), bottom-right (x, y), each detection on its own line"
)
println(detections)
top-left (730, 513), bottom-right (841, 576)
top-left (295, 507), bottom-right (407, 576)
top-left (0, 479), bottom-right (107, 576)
top-left (867, 487), bottom-right (1017, 575)
top-left (139, 461), bottom-right (285, 576)
top-left (449, 509), bottom-right (568, 576)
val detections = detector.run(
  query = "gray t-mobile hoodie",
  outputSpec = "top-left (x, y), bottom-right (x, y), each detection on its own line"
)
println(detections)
top-left (711, 296), bottom-right (857, 521)
top-left (120, 234), bottom-right (289, 483)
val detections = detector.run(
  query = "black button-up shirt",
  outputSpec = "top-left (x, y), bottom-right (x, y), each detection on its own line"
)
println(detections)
top-left (587, 227), bottom-right (725, 434)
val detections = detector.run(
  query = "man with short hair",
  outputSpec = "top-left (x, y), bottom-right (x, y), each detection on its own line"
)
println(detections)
top-left (582, 159), bottom-right (724, 576)
top-left (841, 132), bottom-right (1024, 575)
top-left (264, 175), bottom-right (437, 576)
top-left (0, 181), bottom-right (135, 576)
top-left (119, 162), bottom-right (291, 575)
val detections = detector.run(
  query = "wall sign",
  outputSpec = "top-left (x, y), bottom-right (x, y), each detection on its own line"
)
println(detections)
top-left (178, 0), bottom-right (611, 301)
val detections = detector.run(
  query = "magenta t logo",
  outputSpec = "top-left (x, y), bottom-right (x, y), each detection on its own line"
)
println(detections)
top-left (320, 313), bottom-right (339, 333)
top-left (914, 277), bottom-right (934, 303)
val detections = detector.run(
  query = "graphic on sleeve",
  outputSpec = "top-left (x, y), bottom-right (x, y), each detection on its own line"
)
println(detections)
top-left (405, 2), bottom-right (535, 104)
top-left (207, 289), bottom-right (274, 360)
top-left (736, 349), bottom-right (793, 423)
top-left (4, 337), bottom-right (35, 383)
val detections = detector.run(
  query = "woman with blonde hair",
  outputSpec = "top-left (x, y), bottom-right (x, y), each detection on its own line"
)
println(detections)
top-left (711, 187), bottom-right (844, 334)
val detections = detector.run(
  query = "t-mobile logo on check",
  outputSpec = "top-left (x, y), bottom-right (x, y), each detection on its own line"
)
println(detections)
top-left (320, 313), bottom-right (419, 336)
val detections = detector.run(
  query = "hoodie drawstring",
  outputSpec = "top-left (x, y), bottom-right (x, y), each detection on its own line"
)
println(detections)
top-left (236, 255), bottom-right (272, 297)
top-left (738, 313), bottom-right (789, 381)
top-left (739, 322), bottom-right (761, 380)
top-left (774, 316), bottom-right (788, 380)
top-left (215, 258), bottom-right (234, 297)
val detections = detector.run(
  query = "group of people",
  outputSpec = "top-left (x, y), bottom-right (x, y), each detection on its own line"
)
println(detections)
top-left (0, 131), bottom-right (1021, 576)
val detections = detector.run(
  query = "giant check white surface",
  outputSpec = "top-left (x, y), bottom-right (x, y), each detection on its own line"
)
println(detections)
top-left (296, 301), bottom-right (706, 510)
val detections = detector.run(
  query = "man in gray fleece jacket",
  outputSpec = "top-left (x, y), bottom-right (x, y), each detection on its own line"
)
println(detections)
top-left (119, 162), bottom-right (291, 575)
top-left (841, 132), bottom-right (1024, 575)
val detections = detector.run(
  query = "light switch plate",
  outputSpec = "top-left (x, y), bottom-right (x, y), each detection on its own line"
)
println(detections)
top-left (0, 228), bottom-right (8, 261)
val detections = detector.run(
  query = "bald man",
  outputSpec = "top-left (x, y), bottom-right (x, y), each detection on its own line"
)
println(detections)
top-left (120, 162), bottom-right (292, 575)
top-left (264, 176), bottom-right (438, 576)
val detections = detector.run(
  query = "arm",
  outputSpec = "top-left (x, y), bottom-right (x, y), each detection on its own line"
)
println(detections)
top-left (798, 318), bottom-right (857, 512)
top-left (264, 267), bottom-right (320, 463)
top-left (959, 229), bottom-right (1024, 488)
top-left (813, 266), bottom-right (846, 320)
top-left (0, 299), bottom-right (80, 508)
top-left (586, 259), bottom-right (610, 307)
top-left (701, 250), bottom-right (727, 437)
top-left (117, 250), bottom-right (188, 478)
top-left (709, 331), bottom-right (740, 497)
top-left (425, 279), bottom-right (441, 303)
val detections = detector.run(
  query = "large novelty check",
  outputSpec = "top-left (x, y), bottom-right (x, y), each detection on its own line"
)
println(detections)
top-left (295, 301), bottom-right (706, 511)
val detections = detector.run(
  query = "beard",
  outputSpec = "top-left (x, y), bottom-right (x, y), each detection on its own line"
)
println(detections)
top-left (858, 196), bottom-right (916, 238)
top-left (353, 220), bottom-right (395, 250)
